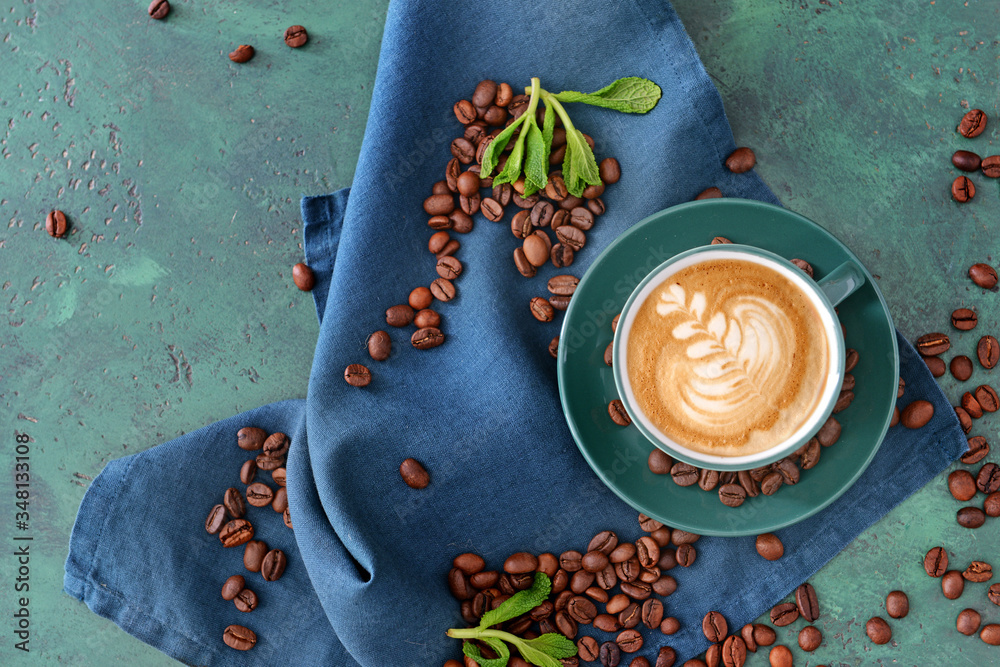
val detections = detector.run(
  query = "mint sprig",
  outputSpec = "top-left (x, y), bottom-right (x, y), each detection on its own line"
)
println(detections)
top-left (447, 572), bottom-right (577, 667)
top-left (479, 76), bottom-right (661, 199)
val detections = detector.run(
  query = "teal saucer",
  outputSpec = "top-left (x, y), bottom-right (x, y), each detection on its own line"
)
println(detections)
top-left (556, 199), bottom-right (899, 536)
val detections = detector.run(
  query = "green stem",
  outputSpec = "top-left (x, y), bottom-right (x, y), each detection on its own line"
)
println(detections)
top-left (446, 627), bottom-right (519, 642)
top-left (524, 77), bottom-right (541, 119)
top-left (539, 90), bottom-right (577, 135)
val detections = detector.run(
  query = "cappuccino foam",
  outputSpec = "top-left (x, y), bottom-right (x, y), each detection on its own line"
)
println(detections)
top-left (626, 258), bottom-right (830, 456)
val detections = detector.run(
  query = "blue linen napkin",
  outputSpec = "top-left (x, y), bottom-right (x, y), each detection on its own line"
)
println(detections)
top-left (65, 0), bottom-right (968, 665)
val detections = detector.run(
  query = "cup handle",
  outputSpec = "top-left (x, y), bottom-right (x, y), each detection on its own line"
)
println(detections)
top-left (816, 261), bottom-right (866, 306)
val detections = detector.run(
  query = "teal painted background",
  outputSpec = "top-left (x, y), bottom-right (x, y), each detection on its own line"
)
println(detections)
top-left (1, 0), bottom-right (998, 664)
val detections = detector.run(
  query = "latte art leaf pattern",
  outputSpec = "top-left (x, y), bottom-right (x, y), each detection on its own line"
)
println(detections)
top-left (655, 283), bottom-right (794, 428)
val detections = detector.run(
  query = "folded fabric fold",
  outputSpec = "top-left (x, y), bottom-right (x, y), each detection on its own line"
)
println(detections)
top-left (65, 0), bottom-right (968, 665)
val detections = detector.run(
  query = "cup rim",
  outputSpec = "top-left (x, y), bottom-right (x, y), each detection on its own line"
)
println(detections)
top-left (612, 244), bottom-right (846, 471)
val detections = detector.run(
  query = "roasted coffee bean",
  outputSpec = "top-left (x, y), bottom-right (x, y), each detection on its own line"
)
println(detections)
top-left (587, 198), bottom-right (606, 216)
top-left (479, 197), bottom-right (504, 222)
top-left (648, 449), bottom-right (673, 475)
top-left (555, 610), bottom-right (578, 639)
top-left (598, 158), bottom-right (621, 184)
top-left (949, 469), bottom-right (978, 501)
top-left (237, 427), bottom-right (267, 451)
top-left (975, 384), bottom-right (999, 412)
top-left (255, 453), bottom-right (282, 471)
top-left (400, 458), bottom-right (430, 488)
top-left (833, 389), bottom-right (854, 413)
top-left (670, 462), bottom-right (699, 486)
top-left (770, 602), bottom-right (798, 627)
top-left (616, 629), bottom-right (642, 653)
top-left (578, 637), bottom-right (600, 662)
top-left (229, 45), bottom-right (255, 63)
top-left (982, 624), bottom-right (1000, 646)
top-left (671, 530), bottom-right (700, 546)
top-left (424, 193), bottom-right (455, 215)
top-left (797, 626), bottom-right (821, 653)
top-left (513, 191), bottom-right (539, 209)
top-left (224, 487), bottom-right (246, 518)
top-left (511, 210), bottom-right (533, 239)
top-left (750, 624), bottom-right (775, 649)
top-left (290, 262), bottom-right (315, 290)
top-left (776, 459), bottom-right (800, 485)
top-left (344, 363), bottom-right (372, 387)
top-left (660, 618), bottom-right (681, 638)
top-left (884, 590), bottom-right (909, 619)
top-left (513, 247), bottom-right (537, 278)
top-left (362, 330), bottom-right (391, 362)
top-left (448, 568), bottom-right (474, 600)
top-left (970, 263), bottom-right (999, 289)
top-left (472, 80), bottom-right (498, 108)
top-left (756, 533), bottom-right (785, 560)
top-left (559, 194), bottom-right (584, 210)
top-left (241, 540), bottom-right (268, 573)
top-left (964, 561), bottom-right (993, 582)
top-left (549, 243), bottom-right (573, 269)
top-left (483, 105), bottom-right (507, 125)
top-left (953, 149), bottom-right (982, 171)
top-left (638, 598), bottom-right (663, 630)
top-left (223, 624), bottom-right (256, 651)
top-left (530, 297), bottom-right (555, 323)
top-left (951, 355), bottom-right (974, 381)
top-left (583, 182), bottom-right (605, 200)
top-left (962, 392), bottom-right (984, 419)
top-left (702, 611), bottom-right (728, 643)
top-left (524, 232), bottom-right (551, 267)
top-left (453, 553), bottom-right (485, 576)
top-left (942, 570), bottom-right (965, 599)
top-left (740, 624), bottom-right (757, 653)
top-left (234, 587), bottom-right (258, 612)
top-left (719, 483), bottom-right (746, 507)
top-left (958, 608), bottom-right (982, 635)
top-left (531, 201), bottom-right (555, 227)
top-left (988, 583), bottom-right (1000, 606)
top-left (737, 470), bottom-right (759, 497)
top-left (239, 459), bottom-right (257, 485)
top-left (594, 613), bottom-right (622, 633)
top-left (697, 187), bottom-right (723, 199)
top-left (430, 278), bottom-right (456, 302)
top-left (246, 482), bottom-right (274, 507)
top-left (549, 336), bottom-right (560, 358)
top-left (958, 108), bottom-right (987, 138)
top-left (491, 183), bottom-right (513, 207)
top-left (725, 147), bottom-right (756, 173)
top-left (454, 99), bottom-right (477, 124)
top-left (901, 400), bottom-right (934, 428)
top-left (586, 532), bottom-right (618, 556)
top-left (983, 155), bottom-right (1000, 178)
top-left (924, 546), bottom-right (949, 577)
top-left (451, 137), bottom-right (476, 164)
top-left (798, 439), bottom-right (821, 469)
top-left (955, 406), bottom-right (973, 433)
top-left (433, 257), bottom-right (462, 282)
top-left (568, 596), bottom-right (598, 624)
top-left (675, 544), bottom-right (696, 568)
top-left (600, 640), bottom-right (621, 667)
top-left (583, 550), bottom-right (610, 573)
top-left (560, 551), bottom-right (584, 572)
top-left (635, 536), bottom-right (660, 567)
top-left (630, 659), bottom-right (651, 667)
top-left (760, 472), bottom-right (783, 496)
top-left (614, 557), bottom-right (639, 583)
top-left (952, 307), bottom-right (978, 330)
top-left (504, 552), bottom-right (538, 574)
top-left (698, 468), bottom-right (720, 491)
top-left (985, 491), bottom-right (1000, 517)
top-left (548, 274), bottom-right (579, 297)
top-left (603, 342), bottom-right (615, 367)
top-left (569, 207), bottom-right (595, 231)
top-left (866, 617), bottom-right (891, 645)
top-left (222, 574), bottom-right (246, 601)
top-left (795, 583), bottom-right (819, 622)
top-left (619, 579), bottom-right (652, 600)
top-left (219, 519), bottom-right (254, 548)
top-left (978, 462), bottom-right (1000, 493)
top-left (952, 175), bottom-right (975, 202)
top-left (556, 225), bottom-right (586, 251)
top-left (916, 332), bottom-right (950, 356)
top-left (272, 485), bottom-right (286, 513)
top-left (282, 24), bottom-right (308, 47)
top-left (651, 573), bottom-right (677, 597)
top-left (470, 571), bottom-right (499, 590)
top-left (283, 507), bottom-right (292, 529)
top-left (459, 192), bottom-right (481, 215)
top-left (957, 506), bottom-right (986, 528)
top-left (607, 399), bottom-right (630, 426)
top-left (789, 258), bottom-right (814, 278)
top-left (456, 171), bottom-right (481, 197)
top-left (585, 586), bottom-right (609, 604)
top-left (147, 0), bottom-right (170, 19)
top-left (924, 356), bottom-right (946, 377)
top-left (386, 304), bottom-right (415, 327)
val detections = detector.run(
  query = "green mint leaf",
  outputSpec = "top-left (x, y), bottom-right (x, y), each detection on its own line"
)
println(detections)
top-left (478, 573), bottom-right (551, 629)
top-left (541, 103), bottom-right (555, 168)
top-left (462, 637), bottom-right (510, 667)
top-left (506, 635), bottom-right (564, 667)
top-left (523, 120), bottom-right (547, 194)
top-left (480, 115), bottom-right (525, 179)
top-left (491, 130), bottom-right (525, 187)
top-left (521, 634), bottom-right (578, 659)
top-left (552, 77), bottom-right (662, 113)
top-left (561, 128), bottom-right (601, 197)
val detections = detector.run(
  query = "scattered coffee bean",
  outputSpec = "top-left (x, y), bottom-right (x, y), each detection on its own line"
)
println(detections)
top-left (924, 356), bottom-right (946, 377)
top-left (962, 392), bottom-right (984, 419)
top-left (202, 506), bottom-right (226, 537)
top-left (795, 583), bottom-right (819, 622)
top-left (386, 304), bottom-right (415, 327)
top-left (982, 624), bottom-right (1000, 646)
top-left (262, 432), bottom-right (289, 459)
top-left (725, 147), bottom-right (756, 173)
top-left (866, 616), bottom-right (891, 644)
top-left (719, 483), bottom-right (746, 507)
top-left (234, 587), bottom-right (258, 612)
top-left (675, 544), bottom-right (696, 567)
top-left (755, 534), bottom-right (783, 562)
top-left (223, 624), bottom-right (256, 651)
top-left (988, 583), bottom-right (1000, 606)
top-left (648, 449), bottom-right (673, 475)
top-left (975, 384), bottom-right (999, 412)
top-left (244, 540), bottom-right (268, 573)
top-left (978, 462), bottom-right (1000, 494)
top-left (952, 175), bottom-right (975, 202)
top-left (770, 602), bottom-right (798, 627)
top-left (229, 45), bottom-right (255, 63)
top-left (412, 327), bottom-right (444, 349)
top-left (985, 491), bottom-right (1000, 517)
top-left (754, 624), bottom-right (776, 647)
top-left (246, 482), bottom-right (274, 508)
top-left (955, 406), bottom-right (973, 433)
top-left (600, 640), bottom-right (621, 667)
top-left (261, 549), bottom-right (287, 581)
top-left (530, 297), bottom-right (555, 323)
top-left (219, 518), bottom-right (254, 548)
top-left (886, 590), bottom-right (909, 618)
top-left (237, 427), bottom-right (267, 451)
top-left (344, 363), bottom-right (372, 387)
top-left (798, 626), bottom-right (822, 652)
top-left (790, 258), bottom-right (814, 278)
top-left (415, 309), bottom-right (441, 329)
top-left (224, 487), bottom-right (246, 518)
top-left (617, 629), bottom-right (643, 653)
top-left (949, 469), bottom-right (978, 501)
top-left (970, 264), bottom-right (998, 289)
top-left (964, 561), bottom-right (993, 582)
top-left (284, 25), bottom-right (308, 48)
top-left (608, 400), bottom-right (631, 426)
top-left (366, 331), bottom-right (392, 361)
top-left (951, 355), bottom-right (974, 381)
top-left (768, 645), bottom-right (792, 667)
top-left (942, 570), bottom-right (965, 599)
top-left (916, 332), bottom-right (950, 356)
top-left (957, 506), bottom-right (986, 528)
top-left (958, 608), bottom-right (982, 635)
top-left (578, 637), bottom-right (600, 662)
top-left (958, 109), bottom-right (987, 138)
top-left (148, 0), bottom-right (170, 20)
top-left (983, 155), bottom-right (1000, 178)
top-left (222, 574), bottom-right (246, 601)
top-left (953, 149), bottom-right (982, 171)
top-left (900, 400), bottom-right (934, 428)
top-left (240, 459), bottom-right (257, 485)
top-left (400, 458), bottom-right (429, 489)
top-left (963, 436), bottom-right (990, 464)
top-left (952, 308), bottom-right (978, 330)
top-left (702, 611), bottom-right (728, 643)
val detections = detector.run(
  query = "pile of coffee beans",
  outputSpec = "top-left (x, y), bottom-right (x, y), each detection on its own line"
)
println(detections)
top-left (951, 108), bottom-right (998, 203)
top-left (631, 240), bottom-right (853, 509)
top-left (204, 426), bottom-right (294, 651)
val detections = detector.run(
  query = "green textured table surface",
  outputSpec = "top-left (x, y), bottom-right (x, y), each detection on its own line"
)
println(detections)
top-left (1, 1), bottom-right (998, 665)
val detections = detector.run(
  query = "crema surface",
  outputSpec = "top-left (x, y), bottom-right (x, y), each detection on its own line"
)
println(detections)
top-left (627, 259), bottom-right (830, 456)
